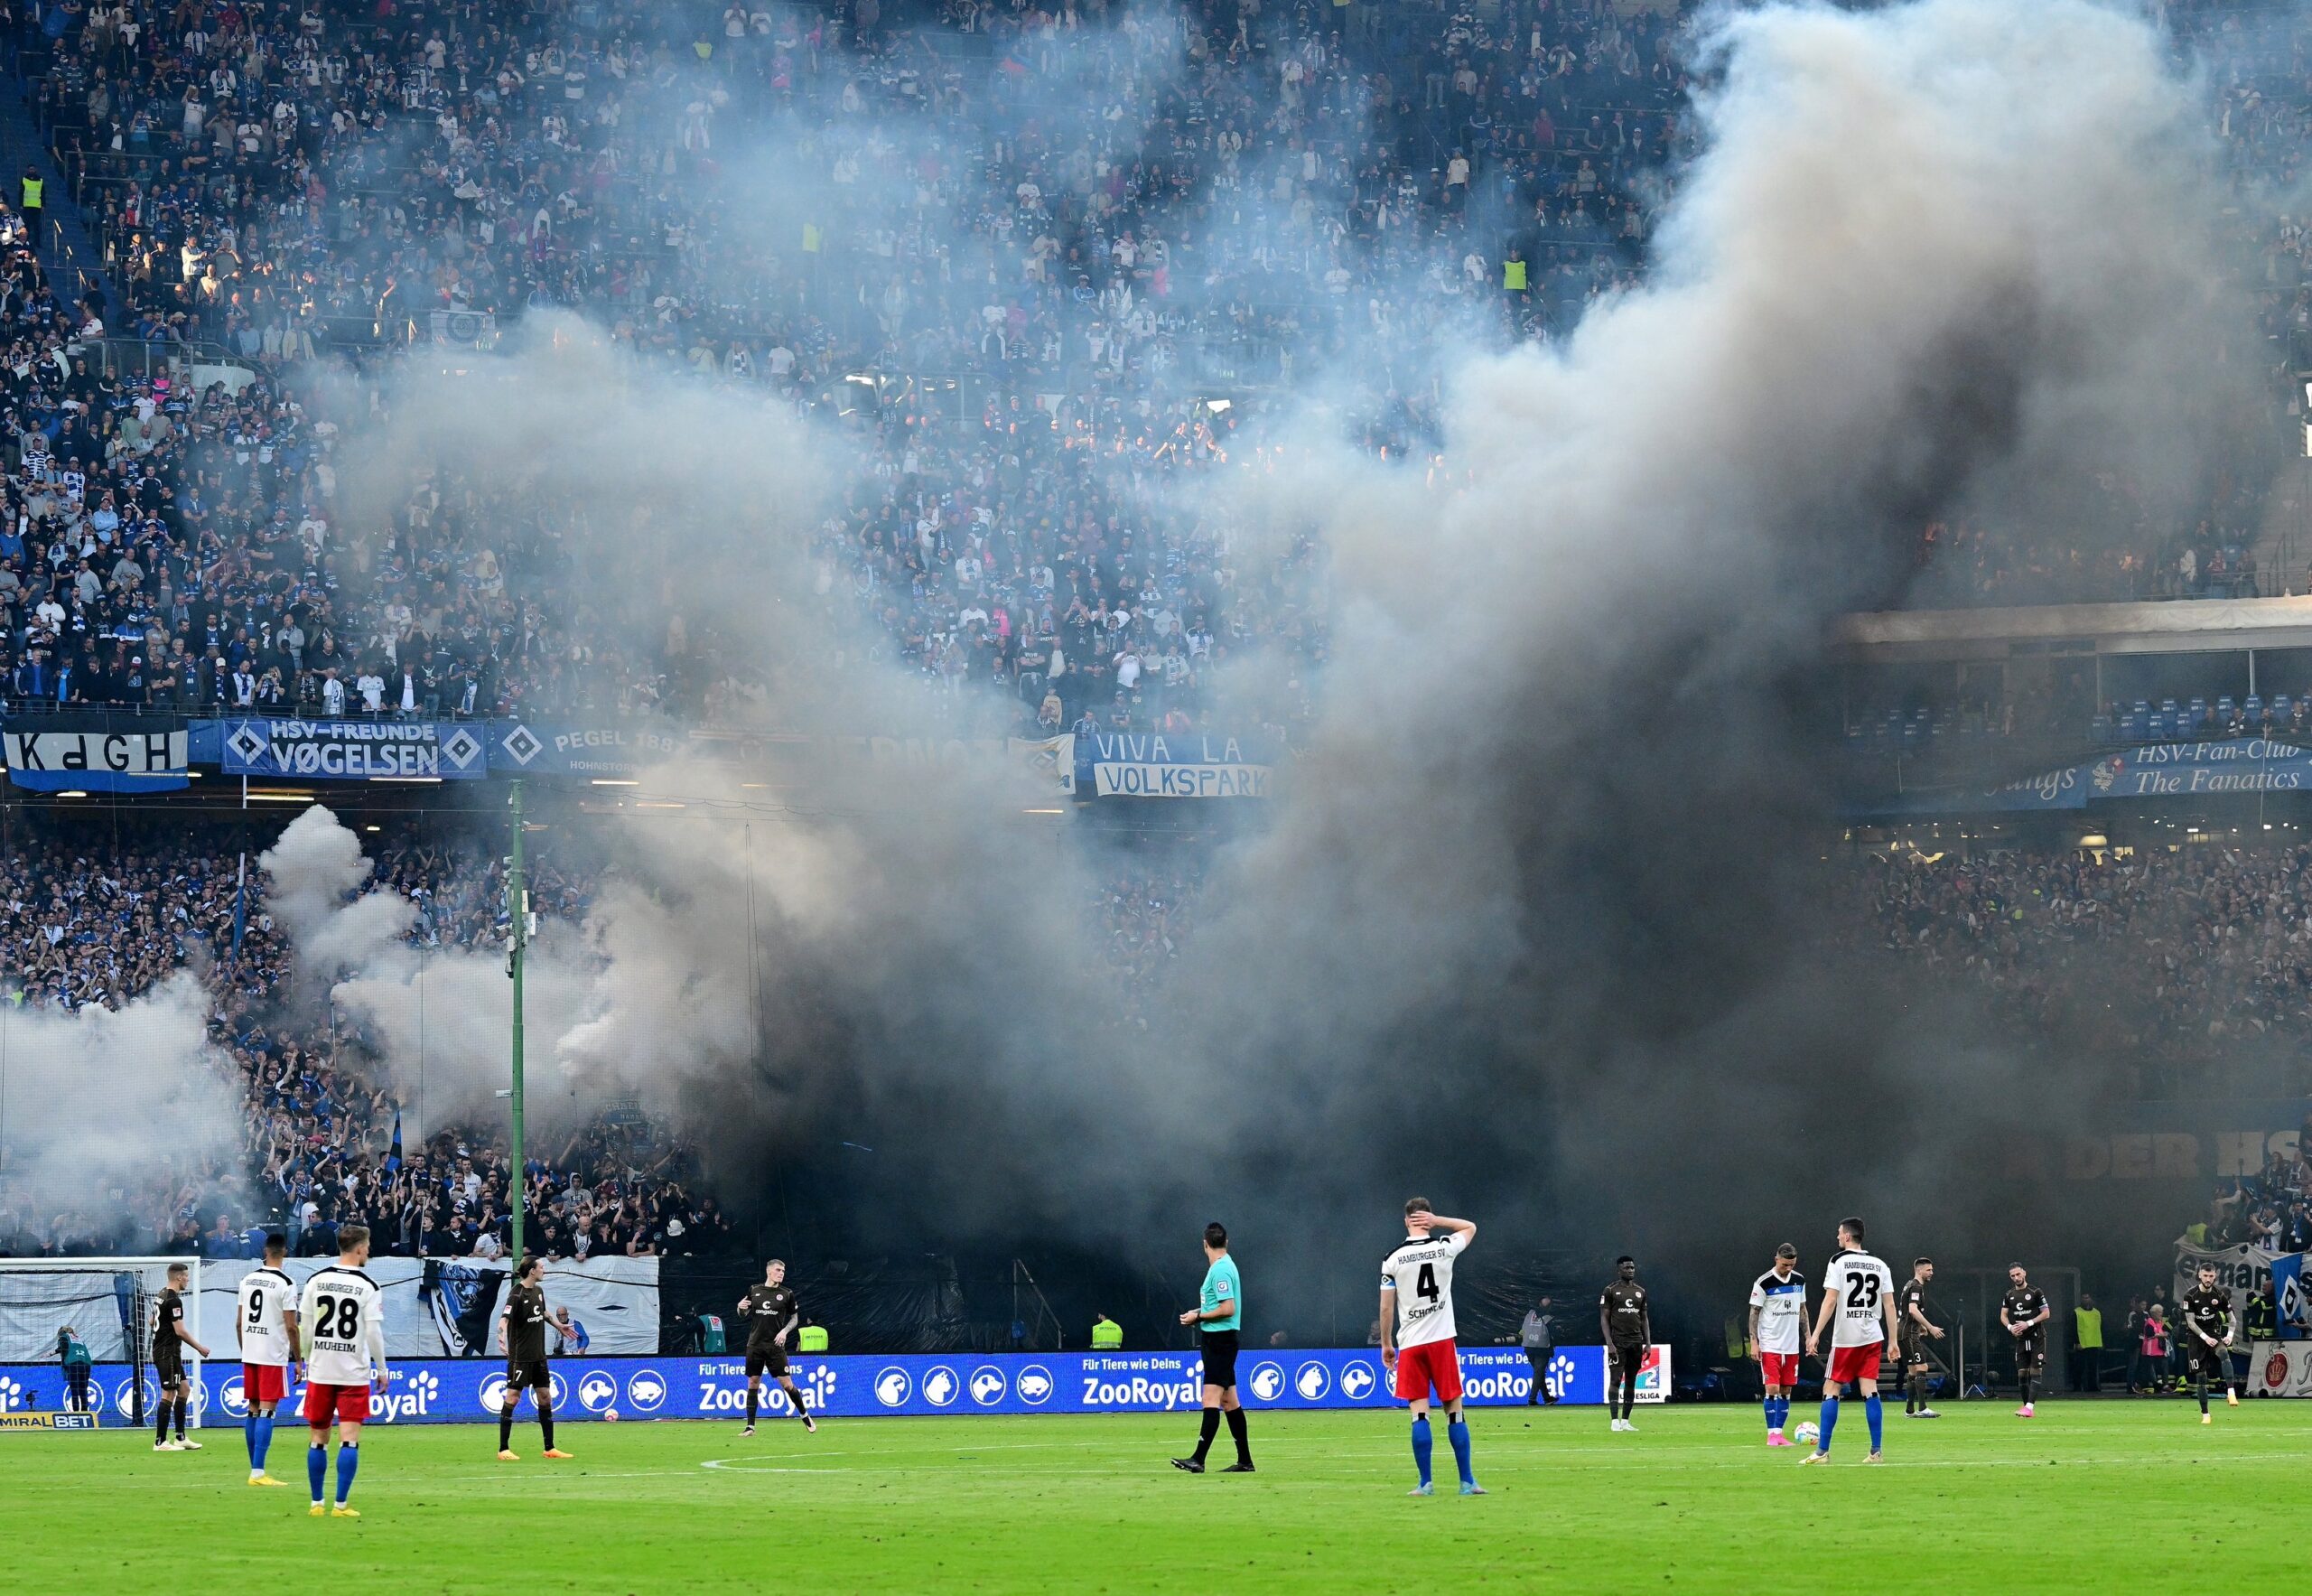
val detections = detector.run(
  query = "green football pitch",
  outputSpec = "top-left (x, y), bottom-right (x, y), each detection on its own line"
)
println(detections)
top-left (8, 1402), bottom-right (2300, 1591)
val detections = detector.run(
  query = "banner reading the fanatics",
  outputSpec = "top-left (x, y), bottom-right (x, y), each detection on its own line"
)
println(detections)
top-left (1081, 733), bottom-right (1270, 798)
top-left (219, 719), bottom-right (487, 780)
top-left (2, 713), bottom-right (188, 791)
top-left (0, 1345), bottom-right (1669, 1426)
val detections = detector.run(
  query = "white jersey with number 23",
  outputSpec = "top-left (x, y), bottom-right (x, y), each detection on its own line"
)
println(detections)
top-left (1821, 1250), bottom-right (1896, 1349)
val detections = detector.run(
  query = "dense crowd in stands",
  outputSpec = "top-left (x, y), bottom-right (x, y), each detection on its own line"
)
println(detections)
top-left (0, 817), bottom-right (1206, 1256)
top-left (0, 0), bottom-right (2285, 747)
top-left (1837, 842), bottom-right (2312, 1093)
top-left (0, 818), bottom-right (738, 1257)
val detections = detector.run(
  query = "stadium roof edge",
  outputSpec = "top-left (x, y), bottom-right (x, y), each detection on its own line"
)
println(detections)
top-left (1830, 595), bottom-right (2312, 662)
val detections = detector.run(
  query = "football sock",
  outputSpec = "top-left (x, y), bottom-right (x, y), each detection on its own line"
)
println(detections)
top-left (1447, 1418), bottom-right (1473, 1485)
top-left (499, 1408), bottom-right (515, 1451)
top-left (2019, 1377), bottom-right (2034, 1406)
top-left (745, 1388), bottom-right (757, 1425)
top-left (335, 1443), bottom-right (359, 1504)
top-left (538, 1401), bottom-right (555, 1451)
top-left (173, 1394), bottom-right (189, 1440)
top-left (1910, 1373), bottom-right (1927, 1412)
top-left (2196, 1377), bottom-right (2209, 1416)
top-left (1409, 1415), bottom-right (1433, 1487)
top-left (1191, 1405), bottom-right (1219, 1463)
top-left (1225, 1406), bottom-right (1251, 1465)
top-left (307, 1443), bottom-right (327, 1501)
top-left (786, 1384), bottom-right (811, 1421)
top-left (254, 1414), bottom-right (274, 1470)
top-left (245, 1412), bottom-right (258, 1466)
top-left (1818, 1394), bottom-right (1840, 1451)
top-left (1864, 1394), bottom-right (1883, 1451)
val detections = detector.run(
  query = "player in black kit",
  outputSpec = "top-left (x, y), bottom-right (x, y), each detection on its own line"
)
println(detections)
top-left (2179, 1263), bottom-right (2239, 1423)
top-left (1599, 1256), bottom-right (1651, 1432)
top-left (151, 1260), bottom-right (211, 1452)
top-left (1898, 1258), bottom-right (1945, 1418)
top-left (738, 1258), bottom-right (818, 1435)
top-left (1999, 1264), bottom-right (2052, 1417)
top-left (496, 1255), bottom-right (574, 1461)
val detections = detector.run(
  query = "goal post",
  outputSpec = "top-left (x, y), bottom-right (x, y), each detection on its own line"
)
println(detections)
top-left (0, 1257), bottom-right (206, 1429)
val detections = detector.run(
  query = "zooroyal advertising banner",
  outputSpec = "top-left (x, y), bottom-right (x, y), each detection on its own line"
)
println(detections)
top-left (2, 713), bottom-right (189, 792)
top-left (219, 718), bottom-right (487, 780)
top-left (1081, 733), bottom-right (1270, 798)
top-left (0, 1345), bottom-right (1668, 1426)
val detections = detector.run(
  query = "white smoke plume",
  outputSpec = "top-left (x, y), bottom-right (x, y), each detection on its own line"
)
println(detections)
top-left (0, 976), bottom-right (245, 1227)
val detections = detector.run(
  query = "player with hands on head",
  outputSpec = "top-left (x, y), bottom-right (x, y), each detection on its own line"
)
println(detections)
top-left (1380, 1199), bottom-right (1482, 1497)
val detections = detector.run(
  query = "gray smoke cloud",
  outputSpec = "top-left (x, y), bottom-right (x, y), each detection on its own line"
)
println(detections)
top-left (273, 0), bottom-right (2256, 1295)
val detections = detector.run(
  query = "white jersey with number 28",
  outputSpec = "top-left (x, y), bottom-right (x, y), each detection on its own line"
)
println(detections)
top-left (1821, 1250), bottom-right (1896, 1349)
top-left (1381, 1230), bottom-right (1469, 1349)
top-left (235, 1265), bottom-right (296, 1366)
top-left (297, 1265), bottom-right (387, 1386)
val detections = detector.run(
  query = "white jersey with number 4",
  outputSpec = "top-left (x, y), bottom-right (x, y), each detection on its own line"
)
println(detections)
top-left (1821, 1250), bottom-right (1896, 1349)
top-left (235, 1265), bottom-right (296, 1366)
top-left (298, 1265), bottom-right (387, 1386)
top-left (1381, 1230), bottom-right (1469, 1348)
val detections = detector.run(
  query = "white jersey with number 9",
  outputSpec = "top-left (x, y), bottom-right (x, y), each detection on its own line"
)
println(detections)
top-left (235, 1265), bottom-right (296, 1366)
top-left (1821, 1251), bottom-right (1896, 1349)
top-left (297, 1265), bottom-right (387, 1386)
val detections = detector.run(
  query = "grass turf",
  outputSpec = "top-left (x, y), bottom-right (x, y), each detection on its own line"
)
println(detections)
top-left (7, 1399), bottom-right (2298, 1591)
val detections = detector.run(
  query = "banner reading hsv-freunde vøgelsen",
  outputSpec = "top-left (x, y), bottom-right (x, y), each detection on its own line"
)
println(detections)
top-left (219, 719), bottom-right (487, 780)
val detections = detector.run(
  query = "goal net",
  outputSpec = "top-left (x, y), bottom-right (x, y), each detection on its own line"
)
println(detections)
top-left (0, 1257), bottom-right (209, 1427)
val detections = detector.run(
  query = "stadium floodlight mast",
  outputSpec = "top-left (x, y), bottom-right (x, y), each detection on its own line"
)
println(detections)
top-left (506, 778), bottom-right (529, 1267)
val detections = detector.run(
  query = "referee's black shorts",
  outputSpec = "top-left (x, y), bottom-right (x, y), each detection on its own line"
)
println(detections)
top-left (1199, 1329), bottom-right (1240, 1390)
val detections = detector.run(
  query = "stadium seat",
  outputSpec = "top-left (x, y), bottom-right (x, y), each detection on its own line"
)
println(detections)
top-left (2246, 695), bottom-right (2264, 724)
top-left (2149, 711), bottom-right (2170, 741)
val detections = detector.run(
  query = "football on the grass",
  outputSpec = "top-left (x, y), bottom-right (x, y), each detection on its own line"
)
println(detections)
top-left (603, 1407), bottom-right (620, 1422)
